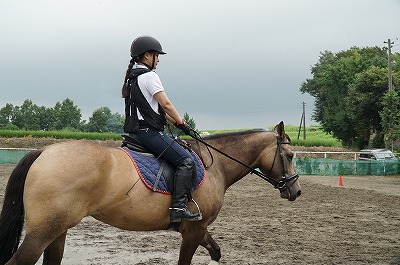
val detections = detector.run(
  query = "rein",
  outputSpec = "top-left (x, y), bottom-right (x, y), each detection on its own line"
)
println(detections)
top-left (188, 131), bottom-right (299, 192)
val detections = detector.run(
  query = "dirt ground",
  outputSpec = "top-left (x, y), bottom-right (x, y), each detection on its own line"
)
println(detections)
top-left (0, 138), bottom-right (399, 264)
top-left (0, 166), bottom-right (399, 265)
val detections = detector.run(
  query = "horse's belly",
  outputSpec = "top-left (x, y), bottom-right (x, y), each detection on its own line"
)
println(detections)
top-left (90, 185), bottom-right (172, 231)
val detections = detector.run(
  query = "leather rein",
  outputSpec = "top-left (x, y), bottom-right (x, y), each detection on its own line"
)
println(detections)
top-left (188, 131), bottom-right (299, 192)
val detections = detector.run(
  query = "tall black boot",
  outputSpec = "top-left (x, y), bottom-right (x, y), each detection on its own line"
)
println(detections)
top-left (169, 158), bottom-right (201, 222)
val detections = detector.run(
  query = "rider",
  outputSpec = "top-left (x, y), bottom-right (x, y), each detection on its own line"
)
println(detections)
top-left (121, 35), bottom-right (201, 222)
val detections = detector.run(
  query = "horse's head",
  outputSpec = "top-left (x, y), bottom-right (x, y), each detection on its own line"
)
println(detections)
top-left (260, 121), bottom-right (301, 201)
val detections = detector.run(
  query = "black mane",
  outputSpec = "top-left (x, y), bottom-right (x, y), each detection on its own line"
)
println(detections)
top-left (201, 128), bottom-right (269, 140)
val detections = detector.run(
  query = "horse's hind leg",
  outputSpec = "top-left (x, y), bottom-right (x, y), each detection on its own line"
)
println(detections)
top-left (42, 231), bottom-right (67, 265)
top-left (200, 230), bottom-right (221, 264)
top-left (5, 233), bottom-right (52, 265)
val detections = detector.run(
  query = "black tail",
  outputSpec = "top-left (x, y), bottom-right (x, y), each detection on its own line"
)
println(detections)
top-left (0, 150), bottom-right (43, 265)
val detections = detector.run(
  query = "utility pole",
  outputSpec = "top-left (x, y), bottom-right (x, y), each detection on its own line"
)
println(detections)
top-left (383, 38), bottom-right (395, 150)
top-left (297, 102), bottom-right (306, 140)
top-left (384, 38), bottom-right (394, 91)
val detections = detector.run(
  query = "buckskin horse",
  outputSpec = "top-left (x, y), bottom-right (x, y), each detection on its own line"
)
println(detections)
top-left (0, 121), bottom-right (301, 265)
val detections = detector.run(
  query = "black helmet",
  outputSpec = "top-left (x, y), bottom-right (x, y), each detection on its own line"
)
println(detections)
top-left (130, 36), bottom-right (166, 58)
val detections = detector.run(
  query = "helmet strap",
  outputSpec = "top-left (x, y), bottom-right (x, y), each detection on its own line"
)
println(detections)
top-left (151, 53), bottom-right (155, 70)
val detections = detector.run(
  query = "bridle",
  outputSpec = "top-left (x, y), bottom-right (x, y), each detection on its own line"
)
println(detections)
top-left (188, 131), bottom-right (299, 193)
top-left (265, 136), bottom-right (299, 192)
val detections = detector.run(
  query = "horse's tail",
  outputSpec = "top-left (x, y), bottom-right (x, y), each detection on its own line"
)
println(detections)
top-left (0, 150), bottom-right (43, 265)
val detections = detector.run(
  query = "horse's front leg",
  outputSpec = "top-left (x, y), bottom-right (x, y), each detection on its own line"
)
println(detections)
top-left (200, 230), bottom-right (221, 264)
top-left (178, 224), bottom-right (207, 265)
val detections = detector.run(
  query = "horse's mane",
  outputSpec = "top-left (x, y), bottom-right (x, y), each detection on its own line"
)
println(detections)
top-left (201, 128), bottom-right (270, 140)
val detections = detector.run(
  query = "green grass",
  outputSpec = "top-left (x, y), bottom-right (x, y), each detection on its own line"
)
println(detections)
top-left (0, 125), bottom-right (342, 147)
top-left (200, 125), bottom-right (342, 147)
top-left (283, 125), bottom-right (342, 147)
top-left (0, 130), bottom-right (121, 141)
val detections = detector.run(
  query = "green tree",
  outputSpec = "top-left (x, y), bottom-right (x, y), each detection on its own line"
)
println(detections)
top-left (106, 112), bottom-right (124, 134)
top-left (12, 100), bottom-right (41, 130)
top-left (167, 112), bottom-right (197, 136)
top-left (183, 112), bottom-right (196, 129)
top-left (87, 107), bottom-right (112, 132)
top-left (346, 66), bottom-right (388, 147)
top-left (380, 89), bottom-right (400, 149)
top-left (37, 106), bottom-right (56, 131)
top-left (0, 103), bottom-right (14, 129)
top-left (300, 46), bottom-right (390, 147)
top-left (53, 98), bottom-right (81, 130)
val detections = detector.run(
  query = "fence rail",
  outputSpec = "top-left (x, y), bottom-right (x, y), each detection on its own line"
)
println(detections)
top-left (1, 149), bottom-right (399, 175)
top-left (293, 151), bottom-right (399, 175)
top-left (0, 148), bottom-right (36, 164)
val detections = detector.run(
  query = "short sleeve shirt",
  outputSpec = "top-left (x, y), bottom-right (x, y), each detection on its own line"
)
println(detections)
top-left (136, 65), bottom-right (165, 119)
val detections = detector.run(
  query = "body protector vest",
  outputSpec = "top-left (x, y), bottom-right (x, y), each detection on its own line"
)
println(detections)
top-left (124, 68), bottom-right (167, 133)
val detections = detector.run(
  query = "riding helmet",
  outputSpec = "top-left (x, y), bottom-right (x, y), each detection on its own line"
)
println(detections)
top-left (130, 36), bottom-right (166, 58)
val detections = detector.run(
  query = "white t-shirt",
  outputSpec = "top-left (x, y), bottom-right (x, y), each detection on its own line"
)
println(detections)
top-left (135, 65), bottom-right (165, 120)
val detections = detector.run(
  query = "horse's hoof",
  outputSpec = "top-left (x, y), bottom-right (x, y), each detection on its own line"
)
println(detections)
top-left (209, 260), bottom-right (219, 265)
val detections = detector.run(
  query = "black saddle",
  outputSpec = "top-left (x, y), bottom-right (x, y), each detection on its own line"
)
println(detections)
top-left (121, 135), bottom-right (152, 154)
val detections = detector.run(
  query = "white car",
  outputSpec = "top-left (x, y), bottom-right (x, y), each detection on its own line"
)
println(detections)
top-left (359, 149), bottom-right (398, 161)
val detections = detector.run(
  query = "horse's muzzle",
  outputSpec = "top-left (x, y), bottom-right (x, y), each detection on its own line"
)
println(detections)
top-left (280, 177), bottom-right (301, 201)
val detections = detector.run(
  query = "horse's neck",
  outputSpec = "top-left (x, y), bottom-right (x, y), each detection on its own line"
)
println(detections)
top-left (204, 133), bottom-right (273, 189)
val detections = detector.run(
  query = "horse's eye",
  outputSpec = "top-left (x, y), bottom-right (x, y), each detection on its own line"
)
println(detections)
top-left (287, 153), bottom-right (294, 161)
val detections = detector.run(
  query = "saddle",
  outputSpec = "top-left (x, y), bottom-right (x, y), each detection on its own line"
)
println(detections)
top-left (120, 135), bottom-right (205, 194)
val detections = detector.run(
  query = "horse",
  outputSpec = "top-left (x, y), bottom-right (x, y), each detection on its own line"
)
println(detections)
top-left (0, 121), bottom-right (301, 265)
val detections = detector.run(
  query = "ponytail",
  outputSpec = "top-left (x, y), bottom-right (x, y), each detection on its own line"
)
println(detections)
top-left (121, 58), bottom-right (135, 98)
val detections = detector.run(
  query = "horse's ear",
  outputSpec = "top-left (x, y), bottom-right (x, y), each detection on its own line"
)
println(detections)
top-left (274, 121), bottom-right (285, 139)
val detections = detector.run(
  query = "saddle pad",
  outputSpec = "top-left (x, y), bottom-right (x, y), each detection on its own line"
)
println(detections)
top-left (120, 147), bottom-right (206, 194)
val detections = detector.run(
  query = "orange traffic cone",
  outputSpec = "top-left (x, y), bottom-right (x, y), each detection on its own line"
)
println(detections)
top-left (339, 176), bottom-right (344, 186)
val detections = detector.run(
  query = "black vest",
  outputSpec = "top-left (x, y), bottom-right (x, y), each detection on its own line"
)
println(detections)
top-left (124, 68), bottom-right (167, 133)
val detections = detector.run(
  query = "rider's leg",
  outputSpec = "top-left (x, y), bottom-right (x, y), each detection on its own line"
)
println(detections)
top-left (169, 157), bottom-right (200, 222)
top-left (130, 127), bottom-right (201, 222)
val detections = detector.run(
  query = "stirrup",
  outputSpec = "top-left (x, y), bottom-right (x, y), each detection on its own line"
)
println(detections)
top-left (189, 198), bottom-right (202, 220)
top-left (169, 199), bottom-right (202, 222)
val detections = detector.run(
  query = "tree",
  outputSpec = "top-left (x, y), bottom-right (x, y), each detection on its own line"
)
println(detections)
top-left (0, 103), bottom-right (14, 129)
top-left (167, 112), bottom-right (197, 136)
top-left (183, 112), bottom-right (196, 129)
top-left (346, 66), bottom-right (388, 147)
top-left (37, 106), bottom-right (56, 131)
top-left (53, 98), bottom-right (82, 130)
top-left (87, 107), bottom-right (112, 132)
top-left (380, 89), bottom-right (400, 149)
top-left (300, 46), bottom-right (392, 147)
top-left (106, 112), bottom-right (124, 134)
top-left (12, 100), bottom-right (41, 130)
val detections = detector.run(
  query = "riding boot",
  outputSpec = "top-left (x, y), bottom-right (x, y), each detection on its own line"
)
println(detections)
top-left (169, 158), bottom-right (201, 222)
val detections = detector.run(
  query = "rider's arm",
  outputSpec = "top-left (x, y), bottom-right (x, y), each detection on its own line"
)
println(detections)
top-left (154, 91), bottom-right (183, 124)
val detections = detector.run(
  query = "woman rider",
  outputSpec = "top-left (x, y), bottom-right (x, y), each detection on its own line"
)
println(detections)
top-left (121, 35), bottom-right (201, 222)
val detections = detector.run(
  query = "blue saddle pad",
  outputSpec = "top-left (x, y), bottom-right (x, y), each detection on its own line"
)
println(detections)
top-left (120, 147), bottom-right (206, 194)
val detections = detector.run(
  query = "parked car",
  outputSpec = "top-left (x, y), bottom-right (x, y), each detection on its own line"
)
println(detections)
top-left (359, 149), bottom-right (398, 161)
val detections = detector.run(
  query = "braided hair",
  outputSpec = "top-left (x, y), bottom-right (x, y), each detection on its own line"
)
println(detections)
top-left (122, 53), bottom-right (148, 98)
top-left (121, 58), bottom-right (135, 98)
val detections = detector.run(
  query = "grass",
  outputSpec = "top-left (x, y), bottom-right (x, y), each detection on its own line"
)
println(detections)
top-left (200, 125), bottom-right (342, 147)
top-left (283, 125), bottom-right (342, 147)
top-left (0, 130), bottom-right (121, 141)
top-left (0, 125), bottom-right (342, 147)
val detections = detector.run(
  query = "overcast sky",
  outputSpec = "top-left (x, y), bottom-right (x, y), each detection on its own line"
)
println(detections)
top-left (1, 0), bottom-right (399, 130)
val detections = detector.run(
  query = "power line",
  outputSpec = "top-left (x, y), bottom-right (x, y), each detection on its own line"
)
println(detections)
top-left (191, 105), bottom-right (301, 117)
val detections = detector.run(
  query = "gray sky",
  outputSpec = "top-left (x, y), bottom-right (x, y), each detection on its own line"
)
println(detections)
top-left (1, 0), bottom-right (399, 130)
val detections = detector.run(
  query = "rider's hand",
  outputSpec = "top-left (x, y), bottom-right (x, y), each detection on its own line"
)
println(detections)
top-left (174, 119), bottom-right (192, 135)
